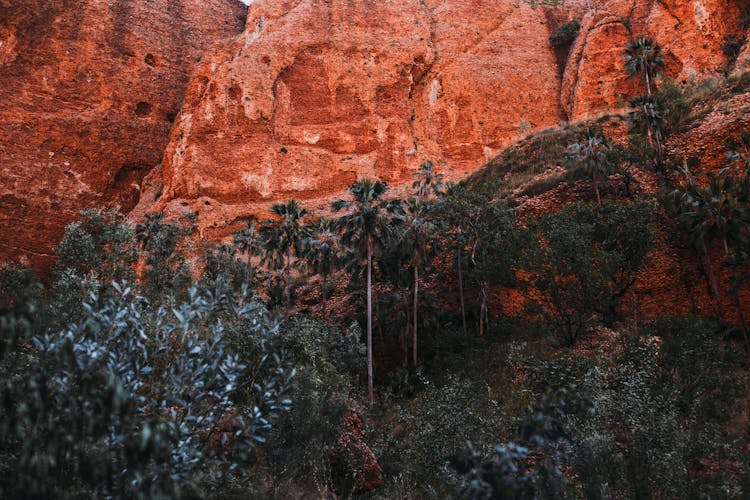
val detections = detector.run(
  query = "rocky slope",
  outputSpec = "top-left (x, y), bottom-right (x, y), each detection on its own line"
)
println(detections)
top-left (0, 0), bottom-right (247, 272)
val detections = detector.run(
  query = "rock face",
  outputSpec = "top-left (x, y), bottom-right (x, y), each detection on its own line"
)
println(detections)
top-left (330, 412), bottom-right (383, 492)
top-left (561, 0), bottom-right (749, 120)
top-left (144, 0), bottom-right (565, 233)
top-left (2, 0), bottom-right (749, 267)
top-left (0, 0), bottom-right (246, 272)
top-left (143, 0), bottom-right (749, 239)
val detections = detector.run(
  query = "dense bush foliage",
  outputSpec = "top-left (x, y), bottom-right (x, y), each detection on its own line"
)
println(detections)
top-left (0, 277), bottom-right (296, 498)
top-left (2, 36), bottom-right (750, 498)
top-left (549, 20), bottom-right (580, 49)
top-left (521, 200), bottom-right (656, 345)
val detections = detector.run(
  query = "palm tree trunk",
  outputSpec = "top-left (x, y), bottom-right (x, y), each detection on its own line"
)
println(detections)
top-left (654, 126), bottom-right (663, 164)
top-left (593, 173), bottom-right (601, 204)
top-left (401, 324), bottom-right (408, 367)
top-left (702, 245), bottom-right (725, 323)
top-left (457, 247), bottom-right (467, 334)
top-left (413, 266), bottom-right (418, 366)
top-left (367, 247), bottom-right (374, 403)
top-left (322, 273), bottom-right (328, 321)
top-left (285, 246), bottom-right (292, 315)
top-left (479, 282), bottom-right (488, 337)
top-left (645, 70), bottom-right (652, 96)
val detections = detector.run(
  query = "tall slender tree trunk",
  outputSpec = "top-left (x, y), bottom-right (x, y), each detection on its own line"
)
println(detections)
top-left (645, 70), bottom-right (652, 96)
top-left (593, 174), bottom-right (601, 204)
top-left (413, 266), bottom-right (419, 366)
top-left (321, 273), bottom-right (328, 321)
top-left (403, 292), bottom-right (411, 366)
top-left (654, 126), bottom-right (663, 164)
top-left (479, 282), bottom-right (488, 337)
top-left (367, 247), bottom-right (374, 403)
top-left (457, 247), bottom-right (467, 334)
top-left (285, 246), bottom-right (292, 317)
top-left (702, 245), bottom-right (725, 323)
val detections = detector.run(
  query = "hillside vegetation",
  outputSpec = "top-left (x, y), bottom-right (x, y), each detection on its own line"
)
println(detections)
top-left (2, 38), bottom-right (750, 499)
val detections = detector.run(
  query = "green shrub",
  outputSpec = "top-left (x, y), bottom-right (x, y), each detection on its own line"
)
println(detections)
top-left (549, 20), bottom-right (580, 49)
top-left (521, 200), bottom-right (656, 344)
top-left (0, 280), bottom-right (295, 498)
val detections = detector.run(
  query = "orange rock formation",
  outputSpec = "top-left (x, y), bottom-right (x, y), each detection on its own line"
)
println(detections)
top-left (139, 0), bottom-right (748, 240)
top-left (1, 0), bottom-right (749, 266)
top-left (0, 0), bottom-right (246, 272)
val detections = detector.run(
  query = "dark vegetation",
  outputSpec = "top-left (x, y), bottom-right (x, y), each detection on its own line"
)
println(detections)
top-left (1, 36), bottom-right (750, 499)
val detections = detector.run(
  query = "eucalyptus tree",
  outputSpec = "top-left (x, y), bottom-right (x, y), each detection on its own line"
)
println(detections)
top-left (723, 137), bottom-right (750, 346)
top-left (566, 133), bottom-right (612, 204)
top-left (434, 184), bottom-right (518, 337)
top-left (302, 218), bottom-right (342, 321)
top-left (468, 203), bottom-right (520, 337)
top-left (398, 198), bottom-right (439, 366)
top-left (333, 179), bottom-right (401, 402)
top-left (433, 182), bottom-right (481, 333)
top-left (624, 35), bottom-right (664, 96)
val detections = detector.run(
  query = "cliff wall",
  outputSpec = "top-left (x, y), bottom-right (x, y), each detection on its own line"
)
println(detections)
top-left (0, 0), bottom-right (247, 271)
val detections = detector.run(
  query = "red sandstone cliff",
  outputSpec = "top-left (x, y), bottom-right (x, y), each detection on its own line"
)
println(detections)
top-left (2, 0), bottom-right (750, 267)
top-left (0, 0), bottom-right (247, 272)
top-left (136, 0), bottom-right (749, 241)
top-left (562, 0), bottom-right (748, 120)
top-left (137, 0), bottom-right (566, 235)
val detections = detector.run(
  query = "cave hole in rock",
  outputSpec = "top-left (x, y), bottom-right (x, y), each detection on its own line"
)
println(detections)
top-left (135, 101), bottom-right (152, 117)
top-left (104, 163), bottom-right (150, 212)
top-left (144, 53), bottom-right (156, 66)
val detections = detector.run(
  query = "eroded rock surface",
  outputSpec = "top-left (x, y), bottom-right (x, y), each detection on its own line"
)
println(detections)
top-left (0, 0), bottom-right (246, 271)
top-left (145, 0), bottom-right (749, 240)
top-left (2, 0), bottom-right (749, 270)
top-left (143, 0), bottom-right (564, 233)
top-left (561, 0), bottom-right (748, 120)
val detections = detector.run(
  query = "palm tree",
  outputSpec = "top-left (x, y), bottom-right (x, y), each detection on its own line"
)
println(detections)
top-left (629, 94), bottom-right (665, 162)
top-left (333, 179), bottom-right (400, 402)
top-left (412, 160), bottom-right (444, 200)
top-left (398, 198), bottom-right (438, 366)
top-left (624, 35), bottom-right (664, 96)
top-left (233, 220), bottom-right (264, 284)
top-left (261, 200), bottom-right (307, 315)
top-left (566, 133), bottom-right (611, 204)
top-left (434, 182), bottom-right (483, 334)
top-left (303, 218), bottom-right (341, 321)
top-left (233, 220), bottom-right (263, 258)
top-left (669, 162), bottom-right (748, 323)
